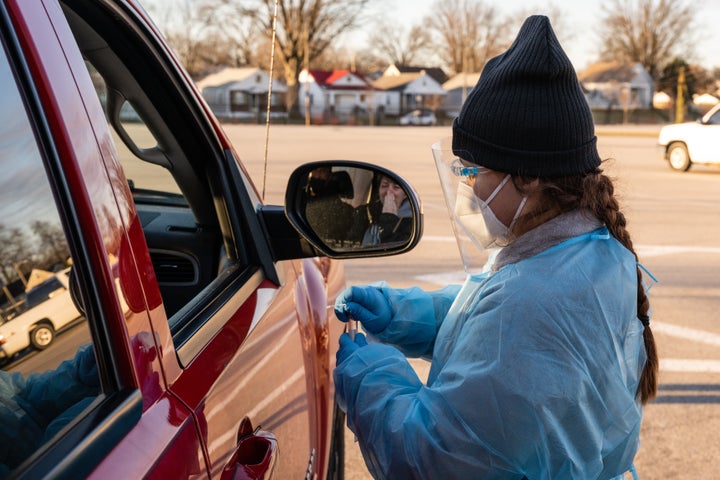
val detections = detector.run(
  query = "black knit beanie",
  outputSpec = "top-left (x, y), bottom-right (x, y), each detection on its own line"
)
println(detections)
top-left (452, 15), bottom-right (601, 178)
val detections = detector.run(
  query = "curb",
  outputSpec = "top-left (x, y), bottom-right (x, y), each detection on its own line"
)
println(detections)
top-left (595, 126), bottom-right (662, 138)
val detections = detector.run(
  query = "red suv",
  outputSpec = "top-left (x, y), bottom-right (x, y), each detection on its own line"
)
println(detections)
top-left (0, 1), bottom-right (421, 478)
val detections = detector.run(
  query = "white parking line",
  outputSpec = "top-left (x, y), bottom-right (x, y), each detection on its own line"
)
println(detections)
top-left (421, 235), bottom-right (457, 242)
top-left (421, 237), bottom-right (720, 258)
top-left (636, 245), bottom-right (720, 257)
top-left (660, 359), bottom-right (720, 373)
top-left (652, 321), bottom-right (720, 347)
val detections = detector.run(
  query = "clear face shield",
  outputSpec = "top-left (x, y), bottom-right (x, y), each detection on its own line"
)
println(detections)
top-left (432, 138), bottom-right (526, 274)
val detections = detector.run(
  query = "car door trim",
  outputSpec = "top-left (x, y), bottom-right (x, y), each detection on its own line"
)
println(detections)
top-left (175, 267), bottom-right (265, 366)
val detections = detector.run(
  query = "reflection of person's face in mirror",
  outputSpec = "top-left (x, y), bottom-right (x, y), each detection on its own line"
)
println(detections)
top-left (311, 167), bottom-right (331, 181)
top-left (378, 176), bottom-right (406, 213)
top-left (307, 167), bottom-right (333, 197)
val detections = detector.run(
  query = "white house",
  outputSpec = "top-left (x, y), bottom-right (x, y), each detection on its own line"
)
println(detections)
top-left (382, 64), bottom-right (449, 85)
top-left (372, 70), bottom-right (446, 116)
top-left (298, 69), bottom-right (376, 122)
top-left (196, 67), bottom-right (287, 120)
top-left (578, 62), bottom-right (655, 110)
top-left (441, 72), bottom-right (481, 118)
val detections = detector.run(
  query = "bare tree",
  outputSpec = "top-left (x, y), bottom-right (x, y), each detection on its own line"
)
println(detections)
top-left (30, 221), bottom-right (69, 267)
top-left (147, 0), bottom-right (218, 77)
top-left (233, 0), bottom-right (378, 113)
top-left (0, 225), bottom-right (29, 284)
top-left (423, 0), bottom-right (513, 75)
top-left (206, 2), bottom-right (267, 68)
top-left (146, 0), bottom-right (266, 77)
top-left (310, 45), bottom-right (361, 71)
top-left (366, 22), bottom-right (432, 66)
top-left (597, 0), bottom-right (698, 80)
top-left (344, 49), bottom-right (388, 76)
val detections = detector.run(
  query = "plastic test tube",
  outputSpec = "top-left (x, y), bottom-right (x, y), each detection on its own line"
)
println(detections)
top-left (348, 319), bottom-right (358, 340)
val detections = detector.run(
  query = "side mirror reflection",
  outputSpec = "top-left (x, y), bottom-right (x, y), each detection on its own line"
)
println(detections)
top-left (285, 161), bottom-right (422, 257)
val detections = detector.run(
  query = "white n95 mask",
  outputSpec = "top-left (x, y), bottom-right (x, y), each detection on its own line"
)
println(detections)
top-left (454, 176), bottom-right (527, 249)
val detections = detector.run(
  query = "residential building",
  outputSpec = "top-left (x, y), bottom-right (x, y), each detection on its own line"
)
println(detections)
top-left (579, 62), bottom-right (655, 110)
top-left (441, 72), bottom-right (481, 118)
top-left (196, 67), bottom-right (287, 121)
top-left (383, 64), bottom-right (449, 86)
top-left (372, 70), bottom-right (446, 116)
top-left (298, 69), bottom-right (376, 123)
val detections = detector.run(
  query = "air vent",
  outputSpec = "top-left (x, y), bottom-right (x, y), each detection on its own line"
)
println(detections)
top-left (150, 250), bottom-right (198, 285)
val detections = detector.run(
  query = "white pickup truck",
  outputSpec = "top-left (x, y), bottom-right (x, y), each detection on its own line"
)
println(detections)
top-left (0, 268), bottom-right (82, 362)
top-left (658, 102), bottom-right (720, 171)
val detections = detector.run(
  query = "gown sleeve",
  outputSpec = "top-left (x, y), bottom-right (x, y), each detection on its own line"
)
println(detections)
top-left (367, 282), bottom-right (461, 358)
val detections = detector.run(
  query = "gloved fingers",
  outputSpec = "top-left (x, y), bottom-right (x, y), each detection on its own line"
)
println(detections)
top-left (334, 304), bottom-right (350, 322)
top-left (338, 332), bottom-right (356, 348)
top-left (334, 288), bottom-right (356, 321)
top-left (335, 286), bottom-right (392, 333)
top-left (335, 286), bottom-right (382, 322)
top-left (339, 302), bottom-right (377, 324)
top-left (339, 332), bottom-right (367, 347)
top-left (335, 303), bottom-right (377, 323)
top-left (346, 285), bottom-right (384, 308)
top-left (337, 332), bottom-right (363, 365)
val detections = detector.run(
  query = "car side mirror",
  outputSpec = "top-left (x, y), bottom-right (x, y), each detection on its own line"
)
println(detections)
top-left (284, 161), bottom-right (423, 258)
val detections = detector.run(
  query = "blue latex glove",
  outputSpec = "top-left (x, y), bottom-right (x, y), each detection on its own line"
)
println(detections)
top-left (336, 332), bottom-right (368, 365)
top-left (334, 286), bottom-right (392, 334)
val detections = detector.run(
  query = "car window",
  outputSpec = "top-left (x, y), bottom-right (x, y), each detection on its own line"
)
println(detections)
top-left (24, 277), bottom-right (65, 309)
top-left (0, 37), bottom-right (98, 476)
top-left (707, 108), bottom-right (720, 125)
top-left (60, 1), bottom-right (261, 359)
top-left (86, 63), bottom-right (181, 195)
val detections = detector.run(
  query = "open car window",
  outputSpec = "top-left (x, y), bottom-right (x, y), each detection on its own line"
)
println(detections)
top-left (88, 65), bottom-right (181, 195)
top-left (60, 1), bottom-right (264, 360)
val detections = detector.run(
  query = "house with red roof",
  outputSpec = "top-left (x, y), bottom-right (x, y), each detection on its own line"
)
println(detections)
top-left (298, 69), bottom-right (377, 123)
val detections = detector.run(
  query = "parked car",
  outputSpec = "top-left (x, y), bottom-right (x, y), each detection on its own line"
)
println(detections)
top-left (0, 268), bottom-right (82, 361)
top-left (0, 1), bottom-right (422, 479)
top-left (398, 108), bottom-right (437, 126)
top-left (658, 102), bottom-right (720, 171)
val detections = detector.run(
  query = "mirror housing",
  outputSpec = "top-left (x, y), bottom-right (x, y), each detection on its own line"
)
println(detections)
top-left (263, 160), bottom-right (423, 260)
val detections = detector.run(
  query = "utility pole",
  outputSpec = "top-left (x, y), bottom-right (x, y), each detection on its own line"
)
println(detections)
top-left (675, 66), bottom-right (686, 123)
top-left (304, 22), bottom-right (311, 126)
top-left (461, 46), bottom-right (468, 103)
top-left (13, 261), bottom-right (28, 287)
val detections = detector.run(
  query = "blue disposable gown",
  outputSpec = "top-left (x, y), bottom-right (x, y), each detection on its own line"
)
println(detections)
top-left (0, 344), bottom-right (99, 474)
top-left (334, 227), bottom-right (646, 480)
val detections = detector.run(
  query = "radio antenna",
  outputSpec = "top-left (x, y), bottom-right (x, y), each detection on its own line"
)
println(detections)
top-left (261, 0), bottom-right (280, 201)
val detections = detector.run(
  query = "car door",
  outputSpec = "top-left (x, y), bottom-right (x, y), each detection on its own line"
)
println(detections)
top-left (690, 106), bottom-right (720, 163)
top-left (44, 0), bottom-right (339, 478)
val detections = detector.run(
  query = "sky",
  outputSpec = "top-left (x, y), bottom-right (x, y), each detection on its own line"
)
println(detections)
top-left (365, 0), bottom-right (720, 71)
top-left (142, 0), bottom-right (720, 72)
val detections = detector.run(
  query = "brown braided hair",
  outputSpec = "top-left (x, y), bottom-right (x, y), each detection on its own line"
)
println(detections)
top-left (515, 165), bottom-right (658, 404)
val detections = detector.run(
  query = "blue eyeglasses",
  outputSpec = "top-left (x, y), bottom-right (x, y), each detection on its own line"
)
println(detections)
top-left (450, 159), bottom-right (488, 177)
